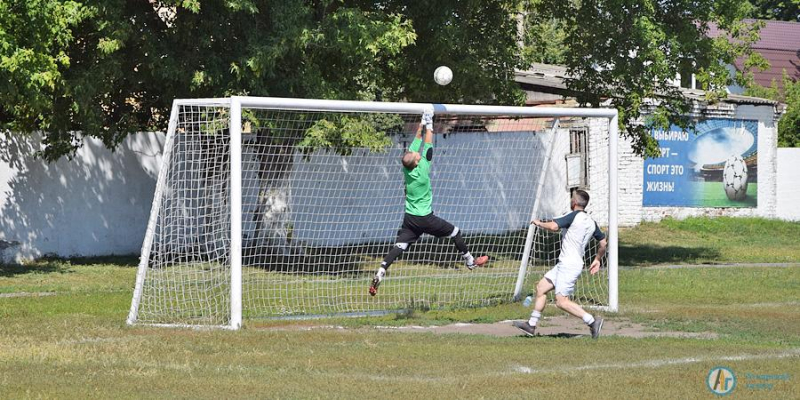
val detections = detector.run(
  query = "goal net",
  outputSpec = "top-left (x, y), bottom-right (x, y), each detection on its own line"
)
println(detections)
top-left (128, 97), bottom-right (618, 329)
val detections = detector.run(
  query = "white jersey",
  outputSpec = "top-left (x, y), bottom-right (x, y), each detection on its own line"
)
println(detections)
top-left (552, 210), bottom-right (606, 266)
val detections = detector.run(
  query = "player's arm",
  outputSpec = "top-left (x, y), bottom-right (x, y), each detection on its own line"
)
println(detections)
top-left (530, 219), bottom-right (560, 232)
top-left (420, 108), bottom-right (434, 162)
top-left (422, 125), bottom-right (433, 162)
top-left (534, 210), bottom-right (579, 232)
top-left (424, 124), bottom-right (433, 144)
top-left (422, 107), bottom-right (433, 144)
top-left (590, 238), bottom-right (607, 275)
top-left (589, 223), bottom-right (607, 275)
top-left (408, 118), bottom-right (424, 153)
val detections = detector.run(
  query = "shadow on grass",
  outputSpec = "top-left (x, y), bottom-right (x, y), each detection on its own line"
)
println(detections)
top-left (618, 244), bottom-right (721, 267)
top-left (0, 255), bottom-right (139, 277)
top-left (517, 333), bottom-right (583, 339)
top-left (60, 255), bottom-right (139, 267)
top-left (0, 261), bottom-right (72, 277)
top-left (541, 332), bottom-right (583, 339)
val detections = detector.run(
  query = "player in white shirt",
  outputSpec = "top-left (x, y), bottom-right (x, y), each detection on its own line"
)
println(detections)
top-left (514, 189), bottom-right (608, 339)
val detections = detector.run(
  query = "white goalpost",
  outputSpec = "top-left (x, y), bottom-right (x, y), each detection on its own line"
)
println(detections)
top-left (128, 96), bottom-right (619, 330)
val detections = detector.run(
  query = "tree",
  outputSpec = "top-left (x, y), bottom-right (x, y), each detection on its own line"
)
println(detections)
top-left (746, 72), bottom-right (800, 147)
top-left (522, 13), bottom-right (567, 65)
top-left (1, 0), bottom-right (526, 162)
top-left (778, 83), bottom-right (800, 146)
top-left (749, 0), bottom-right (800, 21)
top-left (526, 0), bottom-right (766, 156)
top-left (362, 0), bottom-right (526, 106)
top-left (1, 0), bottom-right (420, 160)
top-left (743, 1), bottom-right (800, 147)
top-left (2, 0), bottom-right (765, 159)
top-left (0, 0), bottom-right (90, 157)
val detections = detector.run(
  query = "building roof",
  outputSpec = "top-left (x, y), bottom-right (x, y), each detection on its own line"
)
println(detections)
top-left (515, 67), bottom-right (569, 90)
top-left (515, 63), bottom-right (777, 106)
top-left (708, 19), bottom-right (800, 88)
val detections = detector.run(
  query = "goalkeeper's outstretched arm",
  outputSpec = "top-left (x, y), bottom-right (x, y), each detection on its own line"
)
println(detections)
top-left (413, 120), bottom-right (433, 143)
top-left (422, 108), bottom-right (433, 144)
top-left (424, 123), bottom-right (433, 144)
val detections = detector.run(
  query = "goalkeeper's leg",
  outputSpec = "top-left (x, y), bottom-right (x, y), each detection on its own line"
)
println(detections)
top-left (370, 243), bottom-right (409, 296)
top-left (420, 213), bottom-right (488, 270)
top-left (449, 228), bottom-right (488, 270)
top-left (370, 220), bottom-right (419, 296)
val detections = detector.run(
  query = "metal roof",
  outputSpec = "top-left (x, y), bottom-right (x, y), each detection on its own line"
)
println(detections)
top-left (707, 19), bottom-right (800, 88)
top-left (515, 63), bottom-right (778, 106)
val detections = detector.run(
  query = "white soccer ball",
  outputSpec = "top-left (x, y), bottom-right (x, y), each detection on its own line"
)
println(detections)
top-left (722, 155), bottom-right (748, 201)
top-left (434, 66), bottom-right (453, 86)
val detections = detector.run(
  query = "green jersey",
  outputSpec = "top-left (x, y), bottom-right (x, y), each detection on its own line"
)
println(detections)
top-left (404, 137), bottom-right (433, 216)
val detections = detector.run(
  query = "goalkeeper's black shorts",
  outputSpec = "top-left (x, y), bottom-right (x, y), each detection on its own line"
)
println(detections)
top-left (395, 212), bottom-right (456, 244)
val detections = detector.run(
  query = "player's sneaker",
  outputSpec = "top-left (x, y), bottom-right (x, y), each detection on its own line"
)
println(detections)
top-left (467, 255), bottom-right (489, 270)
top-left (513, 321), bottom-right (536, 337)
top-left (589, 317), bottom-right (604, 339)
top-left (369, 269), bottom-right (385, 296)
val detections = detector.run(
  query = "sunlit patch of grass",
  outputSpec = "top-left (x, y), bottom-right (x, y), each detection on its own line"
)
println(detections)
top-left (1, 220), bottom-right (799, 397)
top-left (619, 217), bottom-right (800, 265)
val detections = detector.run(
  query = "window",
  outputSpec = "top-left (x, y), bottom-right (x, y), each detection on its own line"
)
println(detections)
top-left (566, 127), bottom-right (589, 189)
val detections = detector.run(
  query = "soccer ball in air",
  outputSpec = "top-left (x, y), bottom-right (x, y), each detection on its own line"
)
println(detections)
top-left (434, 66), bottom-right (453, 86)
top-left (722, 155), bottom-right (748, 201)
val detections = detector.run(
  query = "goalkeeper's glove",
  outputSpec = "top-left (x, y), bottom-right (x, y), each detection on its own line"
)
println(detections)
top-left (422, 108), bottom-right (434, 130)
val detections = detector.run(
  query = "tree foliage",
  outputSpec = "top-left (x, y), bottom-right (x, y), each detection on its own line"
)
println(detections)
top-left (1, 0), bottom-right (766, 160)
top-left (0, 0), bottom-right (525, 161)
top-left (526, 0), bottom-right (766, 156)
top-left (748, 0), bottom-right (800, 21)
top-left (745, 71), bottom-right (800, 147)
top-left (298, 113), bottom-right (400, 156)
top-left (522, 14), bottom-right (567, 65)
top-left (778, 82), bottom-right (800, 147)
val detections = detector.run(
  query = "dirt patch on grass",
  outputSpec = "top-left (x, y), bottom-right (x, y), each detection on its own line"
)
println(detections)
top-left (266, 316), bottom-right (717, 339)
top-left (375, 316), bottom-right (718, 339)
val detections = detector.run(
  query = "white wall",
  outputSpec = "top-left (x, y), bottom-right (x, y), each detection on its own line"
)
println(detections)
top-left (2, 128), bottom-right (574, 261)
top-left (0, 132), bottom-right (165, 263)
top-left (777, 148), bottom-right (800, 221)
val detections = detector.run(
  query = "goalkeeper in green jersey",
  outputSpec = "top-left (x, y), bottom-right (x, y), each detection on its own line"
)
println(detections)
top-left (369, 108), bottom-right (488, 296)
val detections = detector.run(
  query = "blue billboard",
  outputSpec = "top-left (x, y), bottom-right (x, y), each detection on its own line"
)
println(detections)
top-left (643, 119), bottom-right (758, 208)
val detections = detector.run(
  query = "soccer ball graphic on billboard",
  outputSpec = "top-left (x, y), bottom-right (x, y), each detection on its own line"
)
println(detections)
top-left (723, 155), bottom-right (748, 201)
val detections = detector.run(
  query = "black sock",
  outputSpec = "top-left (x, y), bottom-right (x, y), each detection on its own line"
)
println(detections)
top-left (452, 231), bottom-right (469, 254)
top-left (382, 246), bottom-right (405, 269)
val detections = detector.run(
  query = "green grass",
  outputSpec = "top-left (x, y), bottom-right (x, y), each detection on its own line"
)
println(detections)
top-left (1, 217), bottom-right (799, 398)
top-left (620, 267), bottom-right (800, 345)
top-left (0, 261), bottom-right (798, 398)
top-left (619, 216), bottom-right (800, 265)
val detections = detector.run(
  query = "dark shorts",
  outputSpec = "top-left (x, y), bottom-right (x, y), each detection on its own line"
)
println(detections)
top-left (396, 212), bottom-right (456, 243)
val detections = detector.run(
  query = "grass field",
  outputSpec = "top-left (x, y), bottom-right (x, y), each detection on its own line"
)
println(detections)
top-left (619, 216), bottom-right (800, 265)
top-left (1, 217), bottom-right (799, 398)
